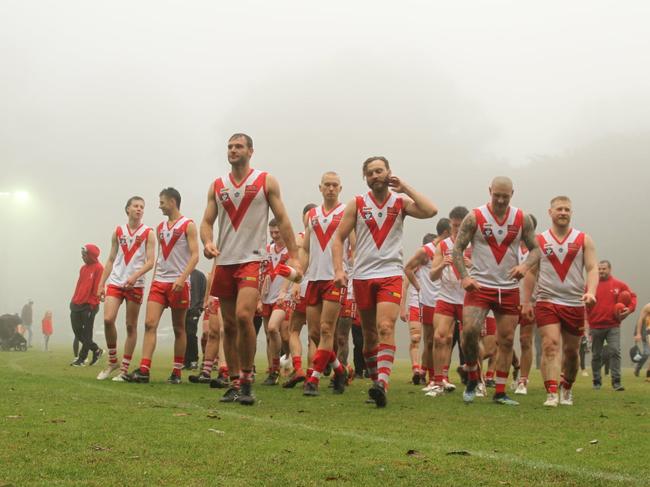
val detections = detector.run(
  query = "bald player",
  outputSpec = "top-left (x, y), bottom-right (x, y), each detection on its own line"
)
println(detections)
top-left (201, 133), bottom-right (301, 406)
top-left (332, 156), bottom-right (437, 407)
top-left (452, 177), bottom-right (540, 405)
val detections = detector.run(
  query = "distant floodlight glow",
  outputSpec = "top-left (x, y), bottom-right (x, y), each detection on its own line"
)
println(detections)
top-left (13, 191), bottom-right (30, 203)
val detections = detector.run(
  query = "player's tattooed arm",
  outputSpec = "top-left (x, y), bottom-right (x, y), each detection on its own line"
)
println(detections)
top-left (452, 212), bottom-right (477, 280)
top-left (516, 214), bottom-right (542, 277)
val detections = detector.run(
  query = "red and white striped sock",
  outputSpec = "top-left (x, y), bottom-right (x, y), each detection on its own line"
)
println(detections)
top-left (218, 365), bottom-right (229, 378)
top-left (377, 343), bottom-right (396, 390)
top-left (544, 380), bottom-right (558, 394)
top-left (272, 356), bottom-right (280, 373)
top-left (120, 354), bottom-right (132, 374)
top-left (519, 375), bottom-right (528, 385)
top-left (466, 362), bottom-right (479, 382)
top-left (442, 365), bottom-right (449, 382)
top-left (239, 369), bottom-right (253, 385)
top-left (363, 348), bottom-right (379, 382)
top-left (306, 368), bottom-right (313, 379)
top-left (434, 373), bottom-right (444, 386)
top-left (307, 349), bottom-right (331, 385)
top-left (495, 370), bottom-right (508, 394)
top-left (292, 355), bottom-right (303, 374)
top-left (202, 359), bottom-right (214, 376)
top-left (139, 358), bottom-right (151, 374)
top-left (485, 370), bottom-right (495, 381)
top-left (428, 367), bottom-right (436, 383)
top-left (561, 378), bottom-right (573, 390)
top-left (107, 345), bottom-right (118, 365)
top-left (172, 356), bottom-right (184, 377)
top-left (329, 352), bottom-right (346, 376)
top-left (412, 363), bottom-right (421, 374)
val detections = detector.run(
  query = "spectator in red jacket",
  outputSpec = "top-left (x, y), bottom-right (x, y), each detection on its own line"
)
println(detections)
top-left (70, 244), bottom-right (104, 367)
top-left (587, 260), bottom-right (637, 391)
top-left (42, 310), bottom-right (53, 351)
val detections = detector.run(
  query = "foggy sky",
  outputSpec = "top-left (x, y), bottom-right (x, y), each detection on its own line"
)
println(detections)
top-left (1, 1), bottom-right (649, 358)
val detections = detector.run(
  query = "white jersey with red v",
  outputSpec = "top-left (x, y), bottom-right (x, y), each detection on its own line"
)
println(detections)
top-left (213, 168), bottom-right (269, 265)
top-left (305, 204), bottom-right (348, 281)
top-left (353, 191), bottom-right (405, 280)
top-left (262, 242), bottom-right (289, 305)
top-left (108, 223), bottom-right (152, 288)
top-left (470, 204), bottom-right (524, 289)
top-left (438, 236), bottom-right (471, 304)
top-left (155, 217), bottom-right (192, 283)
top-left (418, 242), bottom-right (440, 307)
top-left (536, 228), bottom-right (586, 306)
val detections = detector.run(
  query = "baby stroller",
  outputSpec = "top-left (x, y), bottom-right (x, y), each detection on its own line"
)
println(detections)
top-left (0, 314), bottom-right (27, 351)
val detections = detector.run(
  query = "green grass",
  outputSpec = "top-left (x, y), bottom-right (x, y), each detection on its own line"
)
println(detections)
top-left (1, 349), bottom-right (649, 487)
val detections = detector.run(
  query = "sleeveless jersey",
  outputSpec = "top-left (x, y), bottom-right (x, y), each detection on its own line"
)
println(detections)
top-left (306, 204), bottom-right (347, 282)
top-left (155, 217), bottom-right (193, 283)
top-left (470, 204), bottom-right (524, 289)
top-left (262, 242), bottom-right (289, 304)
top-left (418, 243), bottom-right (440, 307)
top-left (407, 279), bottom-right (420, 308)
top-left (535, 228), bottom-right (586, 307)
top-left (298, 231), bottom-right (309, 298)
top-left (437, 237), bottom-right (471, 305)
top-left (353, 191), bottom-right (405, 279)
top-left (108, 224), bottom-right (152, 288)
top-left (213, 168), bottom-right (269, 265)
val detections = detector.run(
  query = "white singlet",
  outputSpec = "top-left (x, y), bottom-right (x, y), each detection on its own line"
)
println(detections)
top-left (437, 237), bottom-right (470, 305)
top-left (155, 217), bottom-right (192, 283)
top-left (470, 204), bottom-right (524, 289)
top-left (262, 242), bottom-right (289, 305)
top-left (535, 228), bottom-right (586, 307)
top-left (108, 223), bottom-right (152, 288)
top-left (305, 204), bottom-right (348, 282)
top-left (418, 243), bottom-right (440, 307)
top-left (353, 191), bottom-right (405, 279)
top-left (213, 168), bottom-right (269, 265)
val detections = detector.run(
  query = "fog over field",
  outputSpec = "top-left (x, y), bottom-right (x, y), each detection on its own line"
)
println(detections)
top-left (1, 1), bottom-right (649, 359)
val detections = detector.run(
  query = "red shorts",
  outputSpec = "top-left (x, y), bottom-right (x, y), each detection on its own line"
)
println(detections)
top-left (106, 284), bottom-right (144, 305)
top-left (481, 316), bottom-right (497, 337)
top-left (519, 312), bottom-right (535, 327)
top-left (435, 300), bottom-right (463, 322)
top-left (305, 280), bottom-right (345, 306)
top-left (211, 261), bottom-right (260, 299)
top-left (353, 276), bottom-right (403, 311)
top-left (261, 301), bottom-right (290, 319)
top-left (147, 281), bottom-right (190, 309)
top-left (203, 297), bottom-right (220, 320)
top-left (421, 305), bottom-right (435, 326)
top-left (464, 287), bottom-right (520, 315)
top-left (408, 306), bottom-right (421, 323)
top-left (535, 302), bottom-right (585, 337)
top-left (341, 299), bottom-right (357, 319)
top-left (293, 296), bottom-right (307, 314)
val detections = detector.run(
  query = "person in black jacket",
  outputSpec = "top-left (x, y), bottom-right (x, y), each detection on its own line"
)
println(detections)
top-left (184, 269), bottom-right (206, 369)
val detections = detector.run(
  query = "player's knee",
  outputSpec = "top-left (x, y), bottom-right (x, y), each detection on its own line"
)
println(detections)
top-left (235, 309), bottom-right (254, 327)
top-left (125, 323), bottom-right (137, 337)
top-left (377, 320), bottom-right (394, 340)
top-left (103, 318), bottom-right (116, 329)
top-left (410, 333), bottom-right (421, 345)
top-left (542, 339), bottom-right (559, 355)
top-left (499, 335), bottom-right (514, 349)
top-left (144, 321), bottom-right (157, 333)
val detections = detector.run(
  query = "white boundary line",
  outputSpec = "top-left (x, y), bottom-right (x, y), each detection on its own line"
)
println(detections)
top-left (1, 354), bottom-right (639, 484)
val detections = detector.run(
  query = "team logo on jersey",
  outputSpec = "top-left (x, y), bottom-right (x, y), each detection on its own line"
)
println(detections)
top-left (482, 224), bottom-right (493, 237)
top-left (219, 188), bottom-right (230, 202)
top-left (362, 207), bottom-right (374, 221)
top-left (245, 184), bottom-right (259, 194)
top-left (119, 236), bottom-right (128, 245)
top-left (543, 243), bottom-right (554, 256)
top-left (311, 217), bottom-right (319, 227)
top-left (234, 191), bottom-right (241, 198)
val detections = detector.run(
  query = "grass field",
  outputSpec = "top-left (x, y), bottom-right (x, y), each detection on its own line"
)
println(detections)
top-left (1, 349), bottom-right (649, 487)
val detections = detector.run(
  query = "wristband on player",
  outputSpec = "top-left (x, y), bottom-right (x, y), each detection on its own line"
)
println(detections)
top-left (275, 264), bottom-right (302, 283)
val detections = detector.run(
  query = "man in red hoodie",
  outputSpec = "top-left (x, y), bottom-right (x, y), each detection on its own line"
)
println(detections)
top-left (587, 260), bottom-right (637, 391)
top-left (70, 244), bottom-right (104, 367)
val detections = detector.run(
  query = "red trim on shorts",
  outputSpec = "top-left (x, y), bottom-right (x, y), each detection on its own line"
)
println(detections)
top-left (352, 276), bottom-right (403, 311)
top-left (305, 280), bottom-right (345, 306)
top-left (106, 284), bottom-right (144, 305)
top-left (408, 305), bottom-right (421, 323)
top-left (535, 301), bottom-right (585, 336)
top-left (434, 300), bottom-right (463, 322)
top-left (464, 287), bottom-right (520, 315)
top-left (211, 261), bottom-right (260, 299)
top-left (147, 281), bottom-right (190, 309)
top-left (481, 316), bottom-right (496, 337)
top-left (421, 304), bottom-right (435, 326)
